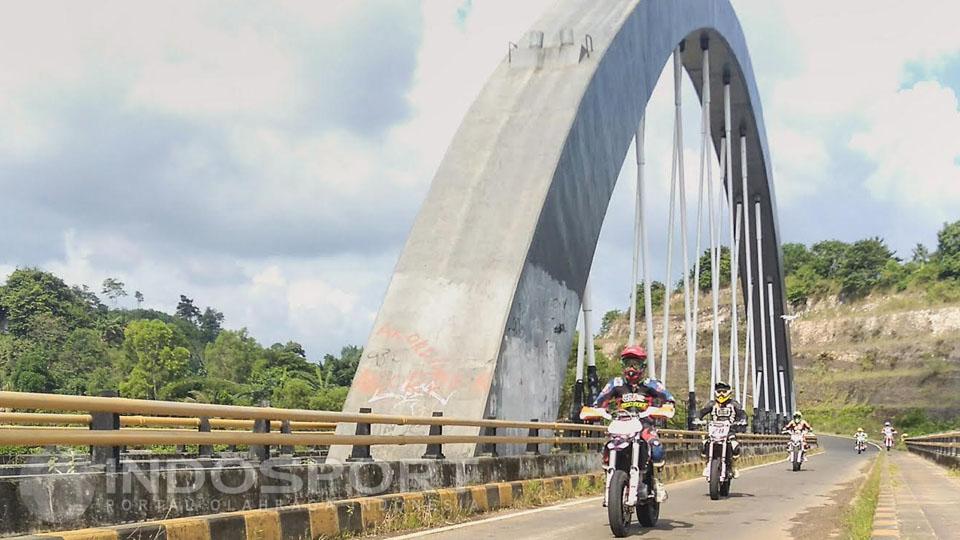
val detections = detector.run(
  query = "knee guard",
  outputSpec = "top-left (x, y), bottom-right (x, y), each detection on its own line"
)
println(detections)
top-left (650, 439), bottom-right (665, 464)
top-left (731, 439), bottom-right (741, 458)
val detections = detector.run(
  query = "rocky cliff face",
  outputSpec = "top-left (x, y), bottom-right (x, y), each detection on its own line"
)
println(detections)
top-left (596, 291), bottom-right (960, 425)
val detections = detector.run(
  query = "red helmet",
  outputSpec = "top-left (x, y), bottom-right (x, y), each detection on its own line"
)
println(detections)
top-left (620, 346), bottom-right (647, 384)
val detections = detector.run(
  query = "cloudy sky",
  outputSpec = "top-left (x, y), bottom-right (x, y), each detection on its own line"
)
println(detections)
top-left (1, 1), bottom-right (958, 360)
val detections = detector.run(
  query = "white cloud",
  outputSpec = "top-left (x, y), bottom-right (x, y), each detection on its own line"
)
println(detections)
top-left (849, 81), bottom-right (960, 219)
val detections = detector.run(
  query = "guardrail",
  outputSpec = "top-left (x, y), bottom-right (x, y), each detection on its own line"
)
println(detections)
top-left (904, 431), bottom-right (960, 468)
top-left (0, 390), bottom-right (797, 466)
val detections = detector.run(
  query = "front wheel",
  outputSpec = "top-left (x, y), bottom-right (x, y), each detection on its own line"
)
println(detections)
top-left (709, 458), bottom-right (721, 500)
top-left (792, 460), bottom-right (801, 472)
top-left (607, 469), bottom-right (632, 538)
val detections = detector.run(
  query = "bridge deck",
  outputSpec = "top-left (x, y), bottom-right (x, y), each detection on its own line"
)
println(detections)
top-left (882, 451), bottom-right (960, 539)
top-left (392, 435), bottom-right (870, 539)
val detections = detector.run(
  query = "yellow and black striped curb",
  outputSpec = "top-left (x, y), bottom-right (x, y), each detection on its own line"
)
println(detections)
top-left (12, 449), bottom-right (803, 540)
top-left (11, 472), bottom-right (604, 540)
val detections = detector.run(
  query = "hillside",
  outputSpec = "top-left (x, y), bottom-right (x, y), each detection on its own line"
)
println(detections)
top-left (594, 289), bottom-right (960, 436)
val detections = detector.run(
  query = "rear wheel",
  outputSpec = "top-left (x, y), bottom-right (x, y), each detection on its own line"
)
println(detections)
top-left (719, 478), bottom-right (731, 496)
top-left (709, 458), bottom-right (721, 500)
top-left (607, 470), bottom-right (632, 537)
top-left (792, 455), bottom-right (801, 472)
top-left (636, 497), bottom-right (659, 527)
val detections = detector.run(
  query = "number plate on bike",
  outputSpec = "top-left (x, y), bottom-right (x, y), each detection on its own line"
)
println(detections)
top-left (708, 421), bottom-right (730, 440)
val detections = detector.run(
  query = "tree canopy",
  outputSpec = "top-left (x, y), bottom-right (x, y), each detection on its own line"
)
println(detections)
top-left (0, 268), bottom-right (360, 412)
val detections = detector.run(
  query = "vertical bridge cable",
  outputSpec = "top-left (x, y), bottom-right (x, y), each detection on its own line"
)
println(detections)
top-left (676, 42), bottom-right (694, 397)
top-left (767, 281), bottom-right (783, 418)
top-left (755, 200), bottom-right (771, 419)
top-left (660, 44), bottom-right (682, 387)
top-left (732, 203), bottom-right (743, 403)
top-left (723, 73), bottom-right (739, 399)
top-left (691, 42), bottom-right (709, 404)
top-left (629, 129), bottom-right (640, 348)
top-left (705, 45), bottom-right (720, 392)
top-left (638, 116), bottom-right (657, 374)
top-left (739, 129), bottom-right (758, 411)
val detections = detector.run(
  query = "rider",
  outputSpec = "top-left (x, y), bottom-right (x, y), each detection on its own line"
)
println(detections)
top-left (698, 381), bottom-right (748, 476)
top-left (592, 345), bottom-right (675, 476)
top-left (855, 427), bottom-right (867, 448)
top-left (881, 422), bottom-right (897, 448)
top-left (783, 411), bottom-right (813, 460)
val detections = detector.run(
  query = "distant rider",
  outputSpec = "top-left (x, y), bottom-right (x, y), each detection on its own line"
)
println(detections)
top-left (592, 346), bottom-right (675, 495)
top-left (881, 422), bottom-right (897, 449)
top-left (783, 411), bottom-right (813, 460)
top-left (698, 381), bottom-right (748, 477)
top-left (855, 427), bottom-right (868, 449)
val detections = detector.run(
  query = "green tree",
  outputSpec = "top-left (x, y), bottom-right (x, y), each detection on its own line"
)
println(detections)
top-left (634, 281), bottom-right (666, 313)
top-left (321, 345), bottom-right (362, 387)
top-left (937, 221), bottom-right (960, 279)
top-left (204, 329), bottom-right (261, 384)
top-left (782, 243), bottom-right (812, 276)
top-left (134, 291), bottom-right (144, 309)
top-left (911, 243), bottom-right (930, 265)
top-left (10, 347), bottom-right (53, 393)
top-left (600, 310), bottom-right (622, 335)
top-left (53, 328), bottom-right (109, 394)
top-left (175, 295), bottom-right (201, 323)
top-left (309, 386), bottom-right (349, 411)
top-left (119, 319), bottom-right (190, 399)
top-left (272, 378), bottom-right (316, 409)
top-left (0, 268), bottom-right (90, 338)
top-left (101, 277), bottom-right (127, 308)
top-left (838, 237), bottom-right (895, 299)
top-left (692, 247), bottom-right (731, 291)
top-left (785, 265), bottom-right (823, 307)
top-left (810, 240), bottom-right (849, 279)
top-left (198, 307), bottom-right (224, 343)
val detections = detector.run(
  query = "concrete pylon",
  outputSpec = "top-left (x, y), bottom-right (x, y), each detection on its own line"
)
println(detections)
top-left (331, 0), bottom-right (790, 460)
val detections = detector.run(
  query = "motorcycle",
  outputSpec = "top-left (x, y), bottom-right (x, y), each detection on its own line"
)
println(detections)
top-left (883, 432), bottom-right (895, 452)
top-left (785, 428), bottom-right (808, 471)
top-left (855, 433), bottom-right (868, 454)
top-left (693, 418), bottom-right (744, 500)
top-left (581, 402), bottom-right (674, 538)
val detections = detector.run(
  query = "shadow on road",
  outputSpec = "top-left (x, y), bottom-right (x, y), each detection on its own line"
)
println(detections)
top-left (629, 518), bottom-right (694, 535)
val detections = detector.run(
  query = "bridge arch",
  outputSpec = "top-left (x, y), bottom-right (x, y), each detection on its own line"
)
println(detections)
top-left (335, 0), bottom-right (792, 460)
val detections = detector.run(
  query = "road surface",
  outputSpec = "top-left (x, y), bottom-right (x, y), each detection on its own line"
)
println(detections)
top-left (392, 435), bottom-right (874, 539)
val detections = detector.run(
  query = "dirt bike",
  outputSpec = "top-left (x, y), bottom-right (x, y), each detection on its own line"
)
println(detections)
top-left (693, 417), bottom-right (744, 500)
top-left (855, 434), bottom-right (867, 454)
top-left (883, 433), bottom-right (896, 452)
top-left (784, 428), bottom-right (808, 471)
top-left (581, 402), bottom-right (674, 538)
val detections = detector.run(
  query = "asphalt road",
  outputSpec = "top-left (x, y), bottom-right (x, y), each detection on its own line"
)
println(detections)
top-left (394, 436), bottom-right (874, 540)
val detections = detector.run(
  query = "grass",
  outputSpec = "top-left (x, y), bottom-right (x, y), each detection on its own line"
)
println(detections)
top-left (841, 453), bottom-right (883, 540)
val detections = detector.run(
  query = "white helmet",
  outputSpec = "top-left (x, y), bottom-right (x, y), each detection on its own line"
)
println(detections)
top-left (884, 421), bottom-right (891, 426)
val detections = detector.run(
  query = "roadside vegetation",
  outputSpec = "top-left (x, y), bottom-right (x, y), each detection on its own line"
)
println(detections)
top-left (0, 269), bottom-right (359, 411)
top-left (841, 453), bottom-right (883, 540)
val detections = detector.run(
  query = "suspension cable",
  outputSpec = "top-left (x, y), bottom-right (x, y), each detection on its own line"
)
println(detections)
top-left (723, 75), bottom-right (738, 399)
top-left (767, 281), bottom-right (782, 416)
top-left (676, 43), bottom-right (694, 394)
top-left (755, 200), bottom-right (770, 413)
top-left (739, 129), bottom-right (759, 410)
top-left (691, 45), bottom-right (709, 396)
top-left (629, 131), bottom-right (640, 348)
top-left (638, 116), bottom-right (656, 371)
top-left (707, 92), bottom-right (720, 391)
top-left (661, 44), bottom-right (685, 387)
